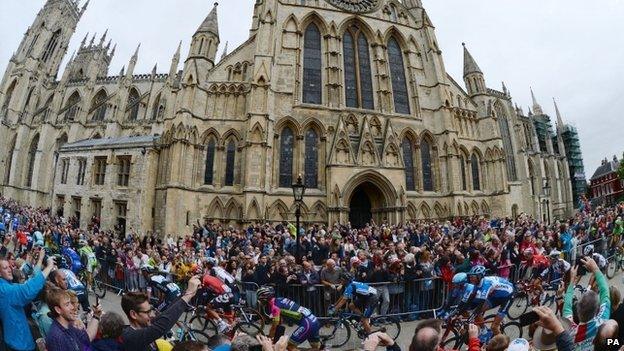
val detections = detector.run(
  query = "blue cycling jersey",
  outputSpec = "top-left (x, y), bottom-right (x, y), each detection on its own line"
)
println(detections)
top-left (474, 276), bottom-right (514, 300)
top-left (343, 281), bottom-right (377, 299)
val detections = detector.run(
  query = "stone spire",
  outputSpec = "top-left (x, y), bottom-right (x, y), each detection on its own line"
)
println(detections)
top-left (220, 40), bottom-right (228, 61)
top-left (80, 0), bottom-right (89, 17)
top-left (553, 98), bottom-right (564, 129)
top-left (89, 32), bottom-right (96, 46)
top-left (99, 28), bottom-right (108, 47)
top-left (126, 43), bottom-right (140, 78)
top-left (196, 2), bottom-right (219, 38)
top-left (169, 41), bottom-right (182, 82)
top-left (462, 42), bottom-right (483, 77)
top-left (80, 32), bottom-right (88, 48)
top-left (530, 87), bottom-right (543, 115)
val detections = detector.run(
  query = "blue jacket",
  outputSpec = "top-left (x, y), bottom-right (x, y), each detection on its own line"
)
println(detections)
top-left (0, 269), bottom-right (46, 351)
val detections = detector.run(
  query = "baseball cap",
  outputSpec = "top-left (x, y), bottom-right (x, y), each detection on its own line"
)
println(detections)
top-left (507, 338), bottom-right (529, 351)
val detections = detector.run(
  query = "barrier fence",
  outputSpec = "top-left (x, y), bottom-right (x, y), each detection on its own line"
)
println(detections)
top-left (91, 237), bottom-right (618, 320)
top-left (239, 277), bottom-right (446, 319)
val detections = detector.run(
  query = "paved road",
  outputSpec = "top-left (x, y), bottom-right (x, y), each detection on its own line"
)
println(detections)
top-left (86, 270), bottom-right (624, 350)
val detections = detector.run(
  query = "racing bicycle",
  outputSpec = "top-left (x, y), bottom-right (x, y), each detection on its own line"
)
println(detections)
top-left (318, 311), bottom-right (401, 349)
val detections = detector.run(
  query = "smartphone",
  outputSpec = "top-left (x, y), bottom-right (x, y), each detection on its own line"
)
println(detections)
top-left (273, 325), bottom-right (286, 344)
top-left (519, 311), bottom-right (539, 326)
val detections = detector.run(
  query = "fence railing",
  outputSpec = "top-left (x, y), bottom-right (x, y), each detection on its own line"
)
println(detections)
top-left (238, 277), bottom-right (446, 319)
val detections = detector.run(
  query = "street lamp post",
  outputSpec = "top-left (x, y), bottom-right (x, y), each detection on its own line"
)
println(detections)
top-left (291, 174), bottom-right (306, 264)
top-left (542, 178), bottom-right (551, 224)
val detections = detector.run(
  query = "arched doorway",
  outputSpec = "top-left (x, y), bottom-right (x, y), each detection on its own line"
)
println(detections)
top-left (348, 181), bottom-right (386, 228)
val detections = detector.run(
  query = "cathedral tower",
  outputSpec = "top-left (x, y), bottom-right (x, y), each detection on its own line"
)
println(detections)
top-left (462, 43), bottom-right (486, 96)
top-left (184, 2), bottom-right (220, 79)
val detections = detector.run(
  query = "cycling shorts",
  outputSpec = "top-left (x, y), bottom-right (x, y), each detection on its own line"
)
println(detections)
top-left (290, 316), bottom-right (320, 345)
top-left (486, 295), bottom-right (513, 317)
top-left (209, 292), bottom-right (234, 311)
top-left (354, 292), bottom-right (379, 318)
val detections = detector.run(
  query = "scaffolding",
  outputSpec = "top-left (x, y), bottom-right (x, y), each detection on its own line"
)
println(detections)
top-left (561, 124), bottom-right (587, 207)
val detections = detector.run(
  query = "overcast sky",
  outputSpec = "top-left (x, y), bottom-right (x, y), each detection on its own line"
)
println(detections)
top-left (1, 0), bottom-right (623, 177)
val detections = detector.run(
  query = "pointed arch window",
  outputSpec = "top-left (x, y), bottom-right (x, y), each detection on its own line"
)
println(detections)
top-left (402, 137), bottom-right (415, 191)
top-left (91, 90), bottom-right (108, 121)
top-left (304, 129), bottom-right (318, 188)
top-left (26, 134), bottom-right (39, 187)
top-left (224, 140), bottom-right (236, 186)
top-left (204, 139), bottom-right (216, 185)
top-left (388, 37), bottom-right (410, 114)
top-left (4, 135), bottom-right (16, 184)
top-left (496, 106), bottom-right (518, 181)
top-left (279, 127), bottom-right (294, 187)
top-left (2, 80), bottom-right (17, 115)
top-left (303, 23), bottom-right (322, 105)
top-left (343, 25), bottom-right (374, 109)
top-left (471, 154), bottom-right (481, 191)
top-left (151, 93), bottom-right (165, 120)
top-left (64, 92), bottom-right (81, 121)
top-left (421, 138), bottom-right (434, 191)
top-left (42, 29), bottom-right (61, 63)
top-left (460, 154), bottom-right (467, 191)
top-left (127, 88), bottom-right (140, 120)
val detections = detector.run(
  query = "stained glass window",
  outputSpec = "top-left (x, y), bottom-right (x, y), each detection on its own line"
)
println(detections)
top-left (343, 32), bottom-right (357, 108)
top-left (402, 138), bottom-right (415, 191)
top-left (304, 129), bottom-right (318, 188)
top-left (128, 89), bottom-right (140, 120)
top-left (303, 24), bottom-right (322, 104)
top-left (279, 127), bottom-right (294, 187)
top-left (224, 140), bottom-right (236, 186)
top-left (388, 38), bottom-right (410, 114)
top-left (497, 108), bottom-right (518, 181)
top-left (343, 26), bottom-right (374, 110)
top-left (471, 154), bottom-right (481, 191)
top-left (26, 134), bottom-right (39, 187)
top-left (460, 155), bottom-right (467, 191)
top-left (421, 139), bottom-right (434, 191)
top-left (204, 139), bottom-right (215, 185)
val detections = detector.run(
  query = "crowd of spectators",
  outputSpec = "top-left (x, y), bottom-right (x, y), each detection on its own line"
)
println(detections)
top-left (1, 193), bottom-right (624, 350)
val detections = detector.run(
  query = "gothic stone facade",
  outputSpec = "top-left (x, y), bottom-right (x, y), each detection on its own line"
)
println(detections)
top-left (0, 0), bottom-right (575, 236)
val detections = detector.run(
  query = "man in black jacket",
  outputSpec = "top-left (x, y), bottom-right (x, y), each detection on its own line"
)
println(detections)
top-left (121, 275), bottom-right (201, 351)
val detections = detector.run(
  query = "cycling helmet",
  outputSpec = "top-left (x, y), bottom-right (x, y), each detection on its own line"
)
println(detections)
top-left (549, 250), bottom-right (561, 259)
top-left (340, 271), bottom-right (354, 283)
top-left (467, 265), bottom-right (486, 278)
top-left (256, 286), bottom-right (275, 301)
top-left (452, 272), bottom-right (467, 284)
top-left (583, 244), bottom-right (594, 256)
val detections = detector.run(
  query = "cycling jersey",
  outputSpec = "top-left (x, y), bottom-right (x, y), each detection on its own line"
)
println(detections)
top-left (342, 281), bottom-right (377, 299)
top-left (540, 260), bottom-right (571, 282)
top-left (202, 274), bottom-right (231, 295)
top-left (267, 297), bottom-right (319, 345)
top-left (474, 276), bottom-right (514, 300)
top-left (211, 266), bottom-right (235, 285)
top-left (78, 246), bottom-right (98, 272)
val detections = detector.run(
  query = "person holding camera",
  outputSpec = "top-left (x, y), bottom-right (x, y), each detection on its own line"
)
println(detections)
top-left (0, 249), bottom-right (56, 351)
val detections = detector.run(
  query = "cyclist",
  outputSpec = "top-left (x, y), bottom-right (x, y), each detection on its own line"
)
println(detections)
top-left (205, 257), bottom-right (239, 303)
top-left (466, 265), bottom-right (514, 336)
top-left (329, 272), bottom-right (378, 335)
top-left (578, 244), bottom-right (607, 287)
top-left (519, 248), bottom-right (549, 281)
top-left (538, 250), bottom-right (570, 289)
top-left (200, 272), bottom-right (235, 333)
top-left (256, 286), bottom-right (320, 351)
top-left (78, 239), bottom-right (99, 289)
top-left (439, 272), bottom-right (476, 318)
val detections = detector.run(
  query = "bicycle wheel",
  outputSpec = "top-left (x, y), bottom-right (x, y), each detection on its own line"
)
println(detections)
top-left (370, 316), bottom-right (401, 340)
top-left (233, 322), bottom-right (264, 337)
top-left (189, 314), bottom-right (217, 335)
top-left (507, 294), bottom-right (529, 320)
top-left (237, 306), bottom-right (266, 329)
top-left (92, 279), bottom-right (107, 299)
top-left (441, 330), bottom-right (463, 350)
top-left (181, 328), bottom-right (211, 344)
top-left (607, 259), bottom-right (618, 279)
top-left (501, 321), bottom-right (523, 339)
top-left (319, 319), bottom-right (351, 349)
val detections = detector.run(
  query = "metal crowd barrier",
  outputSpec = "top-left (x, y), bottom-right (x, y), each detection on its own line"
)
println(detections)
top-left (239, 277), bottom-right (446, 319)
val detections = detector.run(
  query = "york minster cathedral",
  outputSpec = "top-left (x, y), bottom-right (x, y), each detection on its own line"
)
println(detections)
top-left (0, 0), bottom-right (583, 235)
